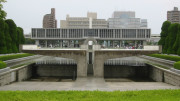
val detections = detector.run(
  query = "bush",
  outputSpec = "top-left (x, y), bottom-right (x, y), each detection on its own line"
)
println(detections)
top-left (174, 61), bottom-right (180, 70)
top-left (148, 54), bottom-right (180, 62)
top-left (0, 53), bottom-right (34, 61)
top-left (0, 61), bottom-right (7, 69)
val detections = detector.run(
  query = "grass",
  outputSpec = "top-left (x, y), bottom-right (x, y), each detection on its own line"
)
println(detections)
top-left (0, 90), bottom-right (180, 101)
top-left (145, 62), bottom-right (170, 70)
top-left (0, 61), bottom-right (7, 69)
top-left (0, 53), bottom-right (34, 61)
top-left (10, 62), bottom-right (34, 69)
top-left (148, 54), bottom-right (180, 62)
top-left (174, 61), bottom-right (180, 70)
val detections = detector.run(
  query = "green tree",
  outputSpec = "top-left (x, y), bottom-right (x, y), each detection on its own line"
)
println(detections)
top-left (158, 21), bottom-right (171, 53)
top-left (5, 19), bottom-right (18, 53)
top-left (167, 23), bottom-right (179, 54)
top-left (0, 0), bottom-right (7, 19)
top-left (0, 19), bottom-right (7, 54)
top-left (173, 25), bottom-right (180, 53)
top-left (16, 27), bottom-right (25, 50)
top-left (4, 22), bottom-right (12, 53)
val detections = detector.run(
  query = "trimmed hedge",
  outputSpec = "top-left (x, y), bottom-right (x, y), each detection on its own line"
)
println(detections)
top-left (0, 61), bottom-right (7, 69)
top-left (174, 61), bottom-right (180, 70)
top-left (148, 54), bottom-right (180, 62)
top-left (0, 53), bottom-right (34, 61)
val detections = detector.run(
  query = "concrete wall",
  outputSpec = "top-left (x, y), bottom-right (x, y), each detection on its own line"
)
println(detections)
top-left (0, 65), bottom-right (32, 86)
top-left (94, 50), bottom-right (160, 77)
top-left (148, 64), bottom-right (180, 86)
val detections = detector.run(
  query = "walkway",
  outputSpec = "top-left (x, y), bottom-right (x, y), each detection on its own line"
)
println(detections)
top-left (0, 77), bottom-right (179, 91)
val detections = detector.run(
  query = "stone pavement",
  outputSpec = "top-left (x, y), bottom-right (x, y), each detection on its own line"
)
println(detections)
top-left (0, 77), bottom-right (179, 91)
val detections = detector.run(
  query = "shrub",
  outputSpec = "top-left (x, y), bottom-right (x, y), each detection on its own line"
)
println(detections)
top-left (0, 53), bottom-right (33, 61)
top-left (174, 61), bottom-right (180, 70)
top-left (0, 61), bottom-right (7, 69)
top-left (148, 54), bottom-right (180, 62)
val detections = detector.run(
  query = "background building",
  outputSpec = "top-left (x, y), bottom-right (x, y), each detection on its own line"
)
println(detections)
top-left (108, 11), bottom-right (148, 29)
top-left (60, 12), bottom-right (108, 29)
top-left (167, 7), bottom-right (180, 23)
top-left (43, 8), bottom-right (57, 28)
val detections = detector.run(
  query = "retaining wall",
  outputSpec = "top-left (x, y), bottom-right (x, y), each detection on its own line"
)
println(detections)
top-left (148, 64), bottom-right (180, 86)
top-left (0, 65), bottom-right (32, 86)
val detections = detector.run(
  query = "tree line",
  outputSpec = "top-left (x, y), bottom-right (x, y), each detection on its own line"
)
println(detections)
top-left (158, 21), bottom-right (180, 55)
top-left (0, 0), bottom-right (25, 54)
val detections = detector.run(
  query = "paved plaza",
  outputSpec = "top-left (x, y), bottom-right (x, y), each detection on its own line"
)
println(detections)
top-left (0, 77), bottom-right (179, 91)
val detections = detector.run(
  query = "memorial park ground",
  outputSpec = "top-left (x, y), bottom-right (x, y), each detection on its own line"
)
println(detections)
top-left (0, 90), bottom-right (180, 101)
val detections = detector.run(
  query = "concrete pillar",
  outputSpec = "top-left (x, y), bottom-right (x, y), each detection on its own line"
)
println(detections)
top-left (35, 40), bottom-right (39, 45)
top-left (143, 41), bottom-right (147, 46)
top-left (45, 40), bottom-right (47, 48)
top-left (77, 57), bottom-right (87, 77)
top-left (94, 57), bottom-right (104, 77)
top-left (113, 41), bottom-right (115, 48)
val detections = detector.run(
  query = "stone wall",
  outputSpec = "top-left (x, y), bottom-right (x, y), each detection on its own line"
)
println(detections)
top-left (148, 64), bottom-right (180, 86)
top-left (0, 65), bottom-right (32, 86)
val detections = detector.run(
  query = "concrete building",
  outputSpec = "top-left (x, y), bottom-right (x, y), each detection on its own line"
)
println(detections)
top-left (31, 28), bottom-right (151, 48)
top-left (149, 34), bottom-right (160, 45)
top-left (60, 12), bottom-right (108, 29)
top-left (43, 8), bottom-right (57, 28)
top-left (167, 7), bottom-right (180, 23)
top-left (108, 11), bottom-right (148, 29)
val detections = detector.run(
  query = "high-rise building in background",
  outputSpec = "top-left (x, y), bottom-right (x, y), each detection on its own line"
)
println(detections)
top-left (43, 8), bottom-right (57, 28)
top-left (60, 12), bottom-right (108, 29)
top-left (108, 11), bottom-right (148, 28)
top-left (167, 7), bottom-right (180, 23)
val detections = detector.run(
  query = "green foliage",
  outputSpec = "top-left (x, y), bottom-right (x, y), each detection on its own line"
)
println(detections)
top-left (0, 90), bottom-right (180, 101)
top-left (158, 21), bottom-right (171, 52)
top-left (174, 61), bottom-right (180, 70)
top-left (25, 38), bottom-right (35, 44)
top-left (0, 60), bottom-right (6, 69)
top-left (0, 53), bottom-right (34, 61)
top-left (4, 22), bottom-right (12, 53)
top-left (0, 19), bottom-right (7, 54)
top-left (148, 54), bottom-right (180, 62)
top-left (5, 19), bottom-right (18, 53)
top-left (0, 0), bottom-right (7, 19)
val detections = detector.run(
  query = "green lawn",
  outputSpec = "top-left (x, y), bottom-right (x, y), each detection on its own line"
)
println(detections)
top-left (148, 54), bottom-right (180, 62)
top-left (0, 53), bottom-right (34, 61)
top-left (0, 90), bottom-right (180, 101)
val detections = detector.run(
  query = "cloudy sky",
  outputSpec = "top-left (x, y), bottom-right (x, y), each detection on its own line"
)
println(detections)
top-left (3, 0), bottom-right (180, 34)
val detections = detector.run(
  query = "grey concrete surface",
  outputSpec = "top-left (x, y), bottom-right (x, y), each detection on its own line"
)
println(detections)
top-left (0, 77), bottom-right (179, 91)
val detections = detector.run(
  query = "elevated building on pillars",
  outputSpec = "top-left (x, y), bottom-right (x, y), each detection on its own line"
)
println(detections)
top-left (32, 28), bottom-right (150, 48)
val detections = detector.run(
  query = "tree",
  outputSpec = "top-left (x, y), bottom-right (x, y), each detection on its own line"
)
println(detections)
top-left (173, 25), bottom-right (180, 53)
top-left (167, 23), bottom-right (179, 54)
top-left (5, 19), bottom-right (18, 53)
top-left (0, 0), bottom-right (7, 19)
top-left (158, 21), bottom-right (171, 53)
top-left (0, 19), bottom-right (7, 54)
top-left (4, 22), bottom-right (12, 53)
top-left (16, 27), bottom-right (25, 50)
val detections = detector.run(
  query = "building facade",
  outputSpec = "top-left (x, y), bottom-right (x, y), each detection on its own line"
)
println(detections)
top-left (60, 12), bottom-right (108, 29)
top-left (31, 28), bottom-right (151, 48)
top-left (108, 11), bottom-right (148, 29)
top-left (167, 7), bottom-right (180, 23)
top-left (43, 8), bottom-right (57, 28)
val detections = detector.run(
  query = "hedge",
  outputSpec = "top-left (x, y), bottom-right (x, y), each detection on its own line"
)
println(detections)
top-left (0, 61), bottom-right (7, 69)
top-left (174, 61), bottom-right (180, 70)
top-left (0, 53), bottom-right (34, 61)
top-left (148, 54), bottom-right (180, 62)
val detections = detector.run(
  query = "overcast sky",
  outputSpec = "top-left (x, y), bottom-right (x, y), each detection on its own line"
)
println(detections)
top-left (3, 0), bottom-right (180, 34)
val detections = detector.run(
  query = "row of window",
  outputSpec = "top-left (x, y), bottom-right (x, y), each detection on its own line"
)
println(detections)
top-left (32, 29), bottom-right (151, 39)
